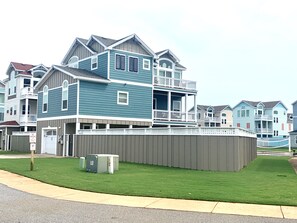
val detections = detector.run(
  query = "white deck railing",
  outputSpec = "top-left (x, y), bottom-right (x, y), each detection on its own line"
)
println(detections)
top-left (255, 128), bottom-right (273, 134)
top-left (254, 115), bottom-right (273, 121)
top-left (19, 114), bottom-right (37, 124)
top-left (78, 127), bottom-right (256, 138)
top-left (153, 76), bottom-right (196, 90)
top-left (20, 87), bottom-right (37, 97)
top-left (154, 110), bottom-right (196, 122)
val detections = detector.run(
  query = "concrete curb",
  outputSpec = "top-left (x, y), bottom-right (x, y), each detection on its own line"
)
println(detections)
top-left (0, 170), bottom-right (296, 219)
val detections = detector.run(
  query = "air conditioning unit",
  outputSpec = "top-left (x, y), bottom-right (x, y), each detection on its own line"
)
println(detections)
top-left (86, 154), bottom-right (119, 174)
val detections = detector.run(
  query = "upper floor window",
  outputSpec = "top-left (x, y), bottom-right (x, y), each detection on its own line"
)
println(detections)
top-left (24, 79), bottom-right (31, 88)
top-left (117, 91), bottom-right (129, 105)
top-left (274, 110), bottom-right (278, 115)
top-left (129, 57), bottom-right (138, 73)
top-left (68, 56), bottom-right (79, 68)
top-left (22, 104), bottom-right (30, 115)
top-left (115, 54), bottom-right (125, 71)
top-left (43, 85), bottom-right (48, 113)
top-left (91, 56), bottom-right (98, 70)
top-left (62, 80), bottom-right (68, 110)
top-left (143, 59), bottom-right (150, 70)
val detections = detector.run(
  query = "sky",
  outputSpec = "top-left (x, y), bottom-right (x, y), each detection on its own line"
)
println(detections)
top-left (0, 0), bottom-right (296, 112)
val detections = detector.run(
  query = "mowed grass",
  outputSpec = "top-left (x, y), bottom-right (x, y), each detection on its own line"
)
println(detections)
top-left (0, 150), bottom-right (29, 155)
top-left (0, 156), bottom-right (296, 206)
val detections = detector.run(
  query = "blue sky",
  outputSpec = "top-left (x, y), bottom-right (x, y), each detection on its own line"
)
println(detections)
top-left (0, 0), bottom-right (296, 112)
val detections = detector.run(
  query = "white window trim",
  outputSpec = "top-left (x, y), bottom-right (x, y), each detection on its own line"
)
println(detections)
top-left (115, 53), bottom-right (126, 71)
top-left (42, 85), bottom-right (48, 113)
top-left (143, 59), bottom-right (150, 70)
top-left (128, 56), bottom-right (139, 73)
top-left (117, 91), bottom-right (129, 105)
top-left (91, 56), bottom-right (98, 70)
top-left (68, 56), bottom-right (79, 68)
top-left (61, 80), bottom-right (69, 111)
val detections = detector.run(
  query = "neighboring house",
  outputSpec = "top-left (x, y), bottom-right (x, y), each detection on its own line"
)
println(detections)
top-left (34, 33), bottom-right (197, 156)
top-left (289, 101), bottom-right (297, 148)
top-left (0, 81), bottom-right (5, 121)
top-left (0, 62), bottom-right (48, 150)
top-left (192, 105), bottom-right (233, 127)
top-left (287, 113), bottom-right (293, 133)
top-left (233, 100), bottom-right (288, 138)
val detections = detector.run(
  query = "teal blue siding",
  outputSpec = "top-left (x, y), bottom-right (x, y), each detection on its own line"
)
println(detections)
top-left (37, 84), bottom-right (77, 118)
top-left (109, 50), bottom-right (153, 84)
top-left (79, 53), bottom-right (108, 79)
top-left (79, 81), bottom-right (152, 120)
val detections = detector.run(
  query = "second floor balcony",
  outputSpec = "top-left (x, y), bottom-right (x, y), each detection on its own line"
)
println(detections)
top-left (254, 114), bottom-right (272, 121)
top-left (153, 76), bottom-right (196, 91)
top-left (20, 87), bottom-right (37, 99)
top-left (255, 128), bottom-right (273, 134)
top-left (19, 114), bottom-right (37, 124)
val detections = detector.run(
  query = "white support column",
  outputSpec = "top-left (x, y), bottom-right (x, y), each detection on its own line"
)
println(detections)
top-left (92, 123), bottom-right (96, 130)
top-left (194, 94), bottom-right (197, 123)
top-left (168, 91), bottom-right (171, 121)
top-left (129, 125), bottom-right (133, 129)
top-left (76, 122), bottom-right (80, 134)
top-left (24, 98), bottom-right (29, 132)
top-left (185, 94), bottom-right (188, 122)
top-left (106, 124), bottom-right (110, 129)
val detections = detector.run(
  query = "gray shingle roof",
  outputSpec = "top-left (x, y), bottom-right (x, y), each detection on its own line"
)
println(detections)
top-left (54, 65), bottom-right (108, 81)
top-left (92, 35), bottom-right (118, 47)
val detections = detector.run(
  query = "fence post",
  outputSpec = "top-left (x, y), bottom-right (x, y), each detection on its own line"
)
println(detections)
top-left (288, 136), bottom-right (291, 152)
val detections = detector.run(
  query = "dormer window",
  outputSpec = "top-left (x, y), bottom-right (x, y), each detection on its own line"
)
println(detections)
top-left (91, 56), bottom-right (98, 70)
top-left (68, 56), bottom-right (79, 68)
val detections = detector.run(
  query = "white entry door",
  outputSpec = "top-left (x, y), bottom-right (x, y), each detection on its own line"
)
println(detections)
top-left (43, 129), bottom-right (57, 155)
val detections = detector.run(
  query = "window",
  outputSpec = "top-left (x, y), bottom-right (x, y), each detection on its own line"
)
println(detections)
top-left (246, 110), bottom-right (250, 117)
top-left (115, 54), bottom-right (125, 71)
top-left (62, 80), bottom-right (68, 110)
top-left (273, 110), bottom-right (278, 114)
top-left (24, 79), bottom-right (31, 88)
top-left (14, 86), bottom-right (16, 94)
top-left (22, 104), bottom-right (30, 115)
top-left (153, 98), bottom-right (157, 109)
top-left (237, 110), bottom-right (240, 117)
top-left (173, 101), bottom-right (181, 111)
top-left (246, 123), bottom-right (250, 129)
top-left (117, 91), bottom-right (128, 105)
top-left (143, 59), bottom-right (150, 70)
top-left (237, 123), bottom-right (240, 127)
top-left (91, 56), bottom-right (98, 70)
top-left (68, 56), bottom-right (79, 68)
top-left (241, 110), bottom-right (245, 117)
top-left (274, 130), bottom-right (279, 136)
top-left (43, 85), bottom-right (48, 113)
top-left (282, 123), bottom-right (284, 130)
top-left (274, 117), bottom-right (279, 123)
top-left (13, 105), bottom-right (16, 115)
top-left (8, 88), bottom-right (10, 95)
top-left (221, 119), bottom-right (227, 124)
top-left (129, 57), bottom-right (138, 72)
top-left (10, 107), bottom-right (12, 115)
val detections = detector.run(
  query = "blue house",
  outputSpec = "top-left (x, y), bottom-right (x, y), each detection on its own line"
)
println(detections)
top-left (34, 34), bottom-right (197, 156)
top-left (233, 100), bottom-right (288, 138)
top-left (289, 101), bottom-right (297, 148)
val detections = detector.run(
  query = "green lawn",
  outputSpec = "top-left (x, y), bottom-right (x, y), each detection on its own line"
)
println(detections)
top-left (0, 156), bottom-right (296, 206)
top-left (257, 147), bottom-right (291, 152)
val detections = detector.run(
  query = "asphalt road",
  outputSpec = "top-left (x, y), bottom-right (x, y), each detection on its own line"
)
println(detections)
top-left (0, 184), bottom-right (296, 223)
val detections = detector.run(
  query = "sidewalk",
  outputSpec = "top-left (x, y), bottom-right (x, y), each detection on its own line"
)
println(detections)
top-left (0, 170), bottom-right (296, 219)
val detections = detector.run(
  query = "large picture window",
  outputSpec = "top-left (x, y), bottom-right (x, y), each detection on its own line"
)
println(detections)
top-left (62, 80), bottom-right (68, 110)
top-left (115, 54), bottom-right (125, 71)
